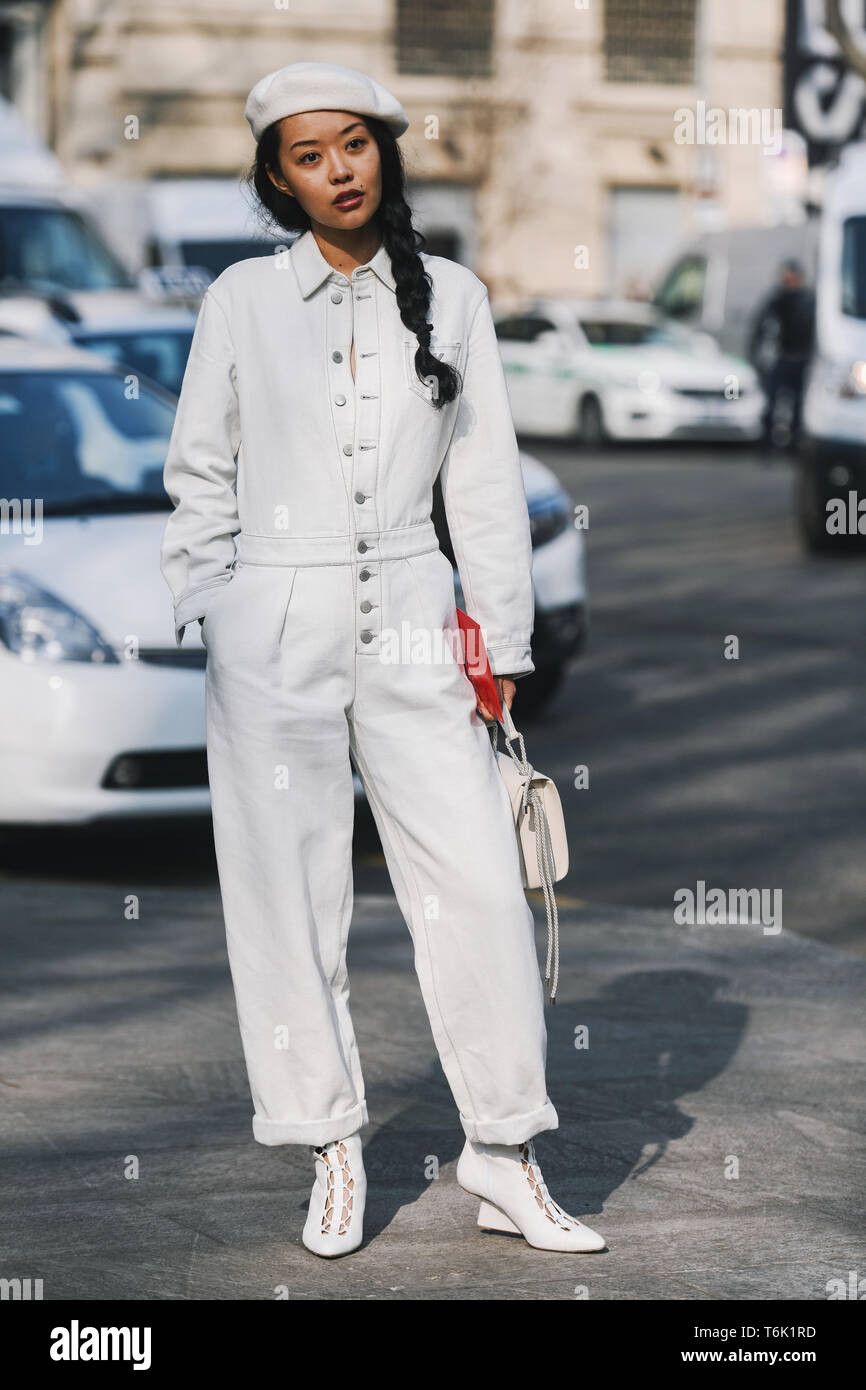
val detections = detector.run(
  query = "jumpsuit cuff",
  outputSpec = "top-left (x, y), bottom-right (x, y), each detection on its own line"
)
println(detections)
top-left (252, 1099), bottom-right (369, 1147)
top-left (458, 1097), bottom-right (559, 1146)
top-left (500, 669), bottom-right (533, 684)
top-left (486, 643), bottom-right (535, 681)
top-left (173, 575), bottom-right (235, 647)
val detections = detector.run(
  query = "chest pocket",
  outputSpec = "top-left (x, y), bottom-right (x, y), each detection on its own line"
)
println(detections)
top-left (403, 339), bottom-right (462, 403)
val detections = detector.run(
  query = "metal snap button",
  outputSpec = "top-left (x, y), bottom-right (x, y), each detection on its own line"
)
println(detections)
top-left (332, 350), bottom-right (343, 362)
top-left (360, 600), bottom-right (373, 613)
top-left (359, 568), bottom-right (371, 580)
top-left (360, 629), bottom-right (374, 643)
top-left (357, 540), bottom-right (368, 552)
top-left (334, 393), bottom-right (346, 406)
top-left (343, 444), bottom-right (353, 455)
top-left (331, 291), bottom-right (343, 303)
top-left (354, 490), bottom-right (366, 503)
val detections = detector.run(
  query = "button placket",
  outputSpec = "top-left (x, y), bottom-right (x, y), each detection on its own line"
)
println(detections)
top-left (326, 272), bottom-right (355, 477)
top-left (350, 264), bottom-right (382, 656)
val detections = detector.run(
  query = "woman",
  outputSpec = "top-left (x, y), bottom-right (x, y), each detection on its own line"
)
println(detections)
top-left (160, 60), bottom-right (605, 1259)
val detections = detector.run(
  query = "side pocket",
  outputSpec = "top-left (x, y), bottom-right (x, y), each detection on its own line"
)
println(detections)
top-left (403, 550), bottom-right (459, 651)
top-left (200, 565), bottom-right (242, 649)
top-left (401, 553), bottom-right (434, 636)
top-left (276, 566), bottom-right (299, 646)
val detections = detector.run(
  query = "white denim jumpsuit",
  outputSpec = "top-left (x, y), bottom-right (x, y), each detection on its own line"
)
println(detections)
top-left (160, 228), bottom-right (558, 1147)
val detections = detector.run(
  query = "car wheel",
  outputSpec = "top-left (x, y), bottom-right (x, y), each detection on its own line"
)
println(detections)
top-left (0, 824), bottom-right (47, 864)
top-left (796, 461), bottom-right (846, 554)
top-left (578, 395), bottom-right (606, 448)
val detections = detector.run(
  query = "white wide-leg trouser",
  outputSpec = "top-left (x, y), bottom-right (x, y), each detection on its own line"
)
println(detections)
top-left (202, 523), bottom-right (558, 1148)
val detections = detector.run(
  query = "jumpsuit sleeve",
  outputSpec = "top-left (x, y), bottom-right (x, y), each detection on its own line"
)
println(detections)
top-left (160, 285), bottom-right (241, 647)
top-left (438, 285), bottom-right (535, 680)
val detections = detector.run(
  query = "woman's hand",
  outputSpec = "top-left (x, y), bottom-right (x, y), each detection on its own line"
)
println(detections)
top-left (476, 675), bottom-right (517, 724)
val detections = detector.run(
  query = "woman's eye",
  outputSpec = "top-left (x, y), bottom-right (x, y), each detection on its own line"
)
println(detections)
top-left (299, 140), bottom-right (363, 165)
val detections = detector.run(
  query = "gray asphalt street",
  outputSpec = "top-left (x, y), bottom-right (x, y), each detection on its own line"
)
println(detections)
top-left (1, 440), bottom-right (864, 1299)
top-left (0, 879), bottom-right (862, 1299)
top-left (524, 439), bottom-right (866, 959)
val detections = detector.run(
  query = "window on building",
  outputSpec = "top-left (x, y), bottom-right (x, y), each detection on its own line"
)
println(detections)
top-left (604, 0), bottom-right (697, 85)
top-left (396, 0), bottom-right (494, 78)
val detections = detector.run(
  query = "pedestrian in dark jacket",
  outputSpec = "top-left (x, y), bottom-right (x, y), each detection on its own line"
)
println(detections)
top-left (748, 258), bottom-right (816, 448)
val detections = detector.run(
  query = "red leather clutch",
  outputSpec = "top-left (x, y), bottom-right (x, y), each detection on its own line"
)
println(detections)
top-left (455, 607), bottom-right (503, 721)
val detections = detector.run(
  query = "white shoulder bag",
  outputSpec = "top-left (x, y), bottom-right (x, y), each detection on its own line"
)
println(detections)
top-left (490, 701), bottom-right (569, 1004)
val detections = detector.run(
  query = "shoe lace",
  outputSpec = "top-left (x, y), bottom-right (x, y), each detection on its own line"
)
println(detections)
top-left (314, 1140), bottom-right (355, 1237)
top-left (519, 1140), bottom-right (585, 1231)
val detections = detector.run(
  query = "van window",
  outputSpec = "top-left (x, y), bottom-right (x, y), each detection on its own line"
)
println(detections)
top-left (841, 217), bottom-right (866, 320)
top-left (654, 255), bottom-right (706, 319)
top-left (178, 239), bottom-right (278, 277)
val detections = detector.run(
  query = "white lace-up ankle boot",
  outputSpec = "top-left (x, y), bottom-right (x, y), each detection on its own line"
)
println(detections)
top-left (457, 1137), bottom-right (606, 1252)
top-left (301, 1133), bottom-right (366, 1258)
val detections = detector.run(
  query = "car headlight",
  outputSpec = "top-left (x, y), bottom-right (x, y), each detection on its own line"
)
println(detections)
top-left (609, 371), bottom-right (642, 390)
top-left (609, 369), bottom-right (664, 395)
top-left (842, 360), bottom-right (866, 397)
top-left (812, 357), bottom-right (866, 399)
top-left (528, 494), bottom-right (571, 548)
top-left (0, 571), bottom-right (119, 664)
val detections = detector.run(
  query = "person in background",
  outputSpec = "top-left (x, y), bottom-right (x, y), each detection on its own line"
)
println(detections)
top-left (748, 258), bottom-right (816, 449)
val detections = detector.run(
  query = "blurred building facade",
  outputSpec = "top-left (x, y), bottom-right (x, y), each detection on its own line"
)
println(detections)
top-left (1, 0), bottom-right (789, 299)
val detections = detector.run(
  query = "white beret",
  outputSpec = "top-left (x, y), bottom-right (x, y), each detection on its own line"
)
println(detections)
top-left (245, 61), bottom-right (409, 143)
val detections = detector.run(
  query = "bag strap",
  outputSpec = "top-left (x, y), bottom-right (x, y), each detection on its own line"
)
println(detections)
top-left (495, 701), bottom-right (532, 780)
top-left (489, 700), bottom-right (560, 1005)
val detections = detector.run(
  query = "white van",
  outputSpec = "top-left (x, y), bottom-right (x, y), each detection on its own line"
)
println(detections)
top-left (0, 97), bottom-right (202, 328)
top-left (797, 142), bottom-right (866, 551)
top-left (86, 178), bottom-right (284, 281)
top-left (653, 222), bottom-right (819, 359)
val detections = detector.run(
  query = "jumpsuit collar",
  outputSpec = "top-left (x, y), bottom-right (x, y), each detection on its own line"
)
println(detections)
top-left (291, 227), bottom-right (397, 298)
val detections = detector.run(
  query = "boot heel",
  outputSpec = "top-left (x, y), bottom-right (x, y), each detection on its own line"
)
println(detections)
top-left (477, 1199), bottom-right (521, 1234)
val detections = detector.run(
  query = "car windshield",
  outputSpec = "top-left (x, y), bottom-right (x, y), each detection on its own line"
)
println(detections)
top-left (0, 370), bottom-right (176, 514)
top-left (74, 327), bottom-right (194, 395)
top-left (841, 216), bottom-right (866, 319)
top-left (0, 206), bottom-right (136, 293)
top-left (579, 317), bottom-right (694, 347)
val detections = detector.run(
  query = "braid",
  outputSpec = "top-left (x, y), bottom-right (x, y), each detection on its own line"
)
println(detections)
top-left (247, 116), bottom-right (462, 409)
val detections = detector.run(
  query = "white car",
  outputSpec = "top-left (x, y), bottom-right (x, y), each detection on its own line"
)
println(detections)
top-left (494, 298), bottom-right (765, 444)
top-left (0, 339), bottom-right (206, 825)
top-left (0, 295), bottom-right (202, 398)
top-left (0, 338), bottom-right (585, 825)
top-left (65, 310), bottom-right (198, 397)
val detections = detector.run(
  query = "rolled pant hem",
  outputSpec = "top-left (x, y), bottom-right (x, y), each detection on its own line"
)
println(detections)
top-left (459, 1098), bottom-right (559, 1145)
top-left (252, 1100), bottom-right (368, 1147)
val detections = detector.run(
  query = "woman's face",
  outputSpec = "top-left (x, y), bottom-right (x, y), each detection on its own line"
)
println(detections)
top-left (266, 109), bottom-right (382, 232)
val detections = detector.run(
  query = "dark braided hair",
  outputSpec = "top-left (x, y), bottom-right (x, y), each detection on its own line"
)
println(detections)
top-left (246, 115), bottom-right (461, 409)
